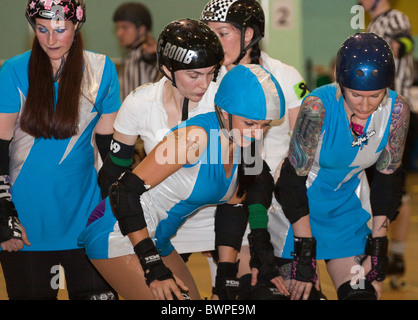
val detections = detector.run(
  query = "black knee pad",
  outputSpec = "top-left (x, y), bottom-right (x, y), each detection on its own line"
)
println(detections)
top-left (70, 290), bottom-right (118, 300)
top-left (337, 280), bottom-right (377, 300)
top-left (215, 203), bottom-right (249, 251)
top-left (239, 274), bottom-right (290, 300)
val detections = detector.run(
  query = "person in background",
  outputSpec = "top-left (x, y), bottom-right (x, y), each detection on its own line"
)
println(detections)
top-left (113, 2), bottom-right (161, 165)
top-left (360, 0), bottom-right (416, 288)
top-left (0, 0), bottom-right (120, 300)
top-left (113, 2), bottom-right (160, 100)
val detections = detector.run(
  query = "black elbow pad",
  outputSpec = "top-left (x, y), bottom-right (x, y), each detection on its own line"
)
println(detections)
top-left (370, 166), bottom-right (405, 222)
top-left (274, 157), bottom-right (309, 224)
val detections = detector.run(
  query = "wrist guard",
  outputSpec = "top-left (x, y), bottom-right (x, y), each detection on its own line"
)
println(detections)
top-left (213, 262), bottom-right (240, 300)
top-left (248, 229), bottom-right (279, 282)
top-left (0, 174), bottom-right (22, 243)
top-left (291, 237), bottom-right (318, 283)
top-left (134, 238), bottom-right (174, 286)
top-left (365, 235), bottom-right (388, 282)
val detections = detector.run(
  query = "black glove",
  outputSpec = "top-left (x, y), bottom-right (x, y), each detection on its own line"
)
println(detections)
top-left (248, 229), bottom-right (279, 282)
top-left (365, 235), bottom-right (388, 282)
top-left (213, 262), bottom-right (240, 300)
top-left (291, 237), bottom-right (318, 283)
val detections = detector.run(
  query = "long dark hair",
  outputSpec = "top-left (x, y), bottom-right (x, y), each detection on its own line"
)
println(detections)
top-left (21, 32), bottom-right (84, 139)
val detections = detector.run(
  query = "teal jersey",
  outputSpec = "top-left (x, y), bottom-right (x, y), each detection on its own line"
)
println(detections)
top-left (0, 50), bottom-right (121, 251)
top-left (278, 84), bottom-right (396, 260)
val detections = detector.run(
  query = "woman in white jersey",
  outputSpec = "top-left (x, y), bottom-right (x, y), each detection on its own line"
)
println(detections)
top-left (79, 63), bottom-right (287, 300)
top-left (196, 0), bottom-right (309, 299)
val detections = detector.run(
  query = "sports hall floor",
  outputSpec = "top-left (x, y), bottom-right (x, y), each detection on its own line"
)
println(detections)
top-left (1, 172), bottom-right (418, 300)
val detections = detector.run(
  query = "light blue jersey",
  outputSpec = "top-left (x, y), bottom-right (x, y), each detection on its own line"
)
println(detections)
top-left (0, 51), bottom-right (121, 251)
top-left (270, 83), bottom-right (396, 260)
top-left (79, 112), bottom-right (239, 259)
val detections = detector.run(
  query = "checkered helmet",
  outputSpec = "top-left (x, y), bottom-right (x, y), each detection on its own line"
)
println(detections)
top-left (200, 0), bottom-right (264, 38)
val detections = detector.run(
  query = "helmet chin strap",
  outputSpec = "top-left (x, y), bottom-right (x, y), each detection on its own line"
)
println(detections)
top-left (215, 106), bottom-right (235, 143)
top-left (52, 56), bottom-right (66, 82)
top-left (181, 98), bottom-right (189, 121)
top-left (233, 27), bottom-right (263, 65)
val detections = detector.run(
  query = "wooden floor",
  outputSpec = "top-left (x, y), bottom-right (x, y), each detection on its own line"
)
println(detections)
top-left (1, 172), bottom-right (418, 300)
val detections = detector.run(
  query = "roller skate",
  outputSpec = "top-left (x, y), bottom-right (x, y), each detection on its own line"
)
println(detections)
top-left (386, 254), bottom-right (406, 290)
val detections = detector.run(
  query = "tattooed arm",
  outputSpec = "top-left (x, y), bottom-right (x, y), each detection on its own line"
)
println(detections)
top-left (287, 96), bottom-right (325, 239)
top-left (288, 96), bottom-right (325, 177)
top-left (372, 95), bottom-right (410, 237)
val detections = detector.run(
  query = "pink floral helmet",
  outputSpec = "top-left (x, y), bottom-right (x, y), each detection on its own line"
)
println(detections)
top-left (26, 0), bottom-right (86, 33)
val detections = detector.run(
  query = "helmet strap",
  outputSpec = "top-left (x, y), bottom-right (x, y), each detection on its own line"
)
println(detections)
top-left (52, 56), bottom-right (66, 82)
top-left (159, 66), bottom-right (177, 88)
top-left (181, 98), bottom-right (189, 121)
top-left (215, 106), bottom-right (234, 143)
top-left (233, 27), bottom-right (263, 65)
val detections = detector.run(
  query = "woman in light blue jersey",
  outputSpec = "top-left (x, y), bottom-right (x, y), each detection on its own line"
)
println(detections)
top-left (79, 63), bottom-right (287, 300)
top-left (0, 0), bottom-right (120, 299)
top-left (272, 33), bottom-right (410, 300)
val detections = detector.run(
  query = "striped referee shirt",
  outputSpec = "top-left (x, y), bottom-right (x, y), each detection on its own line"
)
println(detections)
top-left (119, 44), bottom-right (160, 99)
top-left (367, 9), bottom-right (414, 102)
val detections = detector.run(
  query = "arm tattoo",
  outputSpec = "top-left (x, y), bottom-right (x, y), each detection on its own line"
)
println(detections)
top-left (288, 96), bottom-right (325, 176)
top-left (376, 95), bottom-right (410, 173)
top-left (379, 218), bottom-right (389, 231)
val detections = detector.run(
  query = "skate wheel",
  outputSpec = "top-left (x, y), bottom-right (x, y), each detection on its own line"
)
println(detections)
top-left (389, 277), bottom-right (406, 290)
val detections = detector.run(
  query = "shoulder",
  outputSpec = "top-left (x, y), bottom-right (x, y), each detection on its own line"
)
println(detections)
top-left (83, 51), bottom-right (117, 72)
top-left (261, 51), bottom-right (303, 80)
top-left (387, 9), bottom-right (410, 21)
top-left (130, 77), bottom-right (163, 102)
top-left (1, 51), bottom-right (31, 73)
top-left (392, 93), bottom-right (410, 121)
top-left (261, 51), bottom-right (308, 102)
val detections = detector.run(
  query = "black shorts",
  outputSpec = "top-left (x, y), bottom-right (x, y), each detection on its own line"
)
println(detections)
top-left (0, 249), bottom-right (117, 300)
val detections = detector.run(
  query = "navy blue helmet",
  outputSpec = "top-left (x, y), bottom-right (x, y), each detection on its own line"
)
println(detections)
top-left (336, 33), bottom-right (395, 91)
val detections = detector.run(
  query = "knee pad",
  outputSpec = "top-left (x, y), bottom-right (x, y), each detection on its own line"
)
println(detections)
top-left (215, 203), bottom-right (249, 251)
top-left (70, 290), bottom-right (118, 300)
top-left (337, 280), bottom-right (377, 300)
top-left (239, 274), bottom-right (290, 300)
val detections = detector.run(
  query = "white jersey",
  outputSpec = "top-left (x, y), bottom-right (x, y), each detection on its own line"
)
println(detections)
top-left (113, 76), bottom-right (221, 253)
top-left (114, 77), bottom-right (217, 154)
top-left (173, 52), bottom-right (308, 253)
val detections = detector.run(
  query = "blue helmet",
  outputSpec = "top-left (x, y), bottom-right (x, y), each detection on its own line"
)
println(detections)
top-left (215, 64), bottom-right (285, 120)
top-left (335, 33), bottom-right (395, 91)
